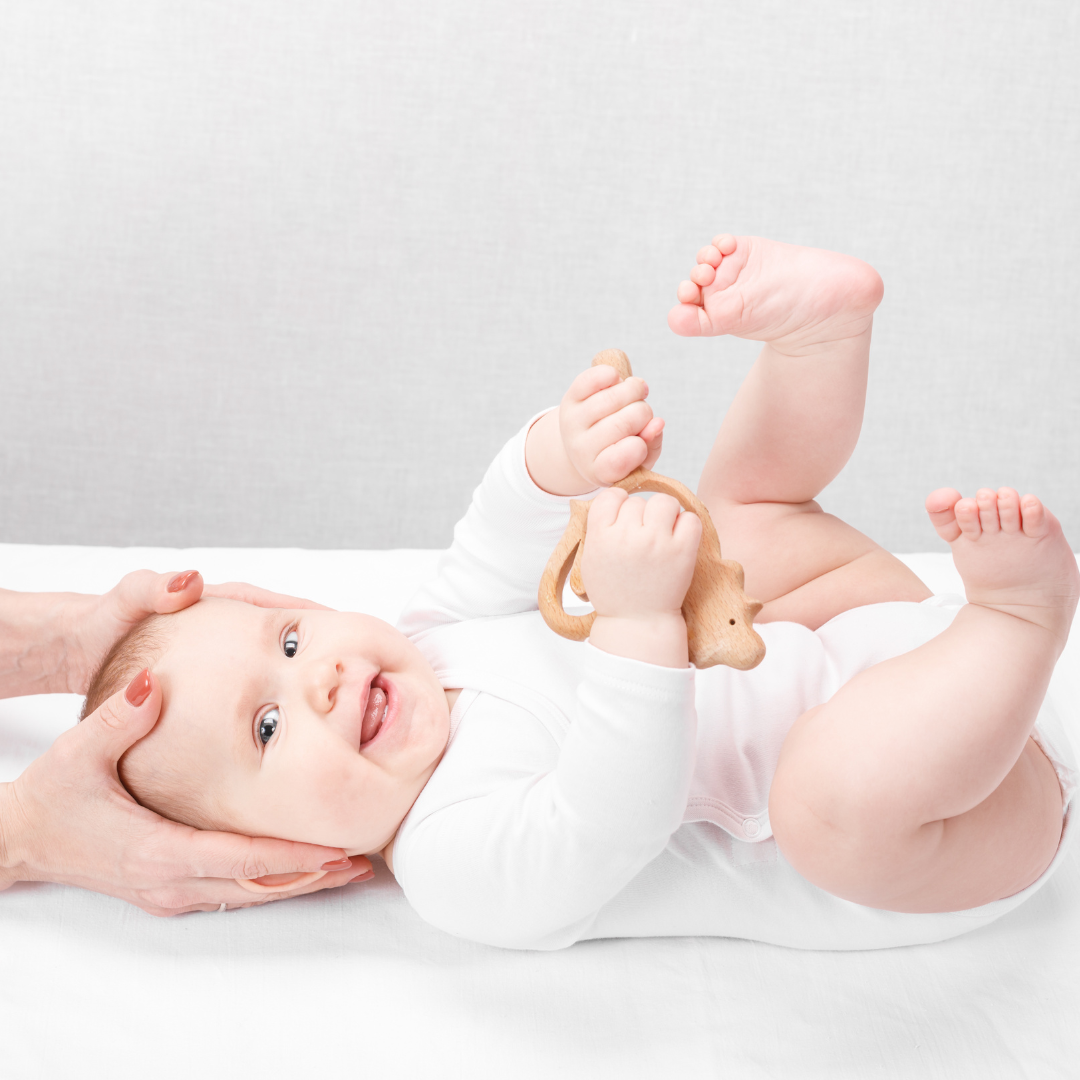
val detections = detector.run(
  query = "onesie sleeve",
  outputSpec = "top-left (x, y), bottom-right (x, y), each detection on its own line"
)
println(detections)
top-left (396, 410), bottom-right (594, 637)
top-left (392, 646), bottom-right (697, 950)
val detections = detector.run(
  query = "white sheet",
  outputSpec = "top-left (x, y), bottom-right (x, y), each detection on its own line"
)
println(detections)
top-left (1, 544), bottom-right (1078, 1080)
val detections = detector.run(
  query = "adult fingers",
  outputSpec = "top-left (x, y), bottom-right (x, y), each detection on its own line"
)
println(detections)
top-left (161, 822), bottom-right (354, 881)
top-left (110, 568), bottom-right (205, 621)
top-left (254, 862), bottom-right (373, 902)
top-left (143, 863), bottom-right (371, 916)
top-left (145, 861), bottom-right (367, 915)
top-left (202, 581), bottom-right (333, 611)
top-left (123, 852), bottom-right (362, 915)
top-left (76, 670), bottom-right (163, 767)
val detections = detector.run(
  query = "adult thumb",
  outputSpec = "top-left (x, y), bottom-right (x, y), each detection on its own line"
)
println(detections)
top-left (80, 669), bottom-right (163, 766)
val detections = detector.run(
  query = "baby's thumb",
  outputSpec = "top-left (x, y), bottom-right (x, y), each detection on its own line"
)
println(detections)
top-left (80, 669), bottom-right (163, 766)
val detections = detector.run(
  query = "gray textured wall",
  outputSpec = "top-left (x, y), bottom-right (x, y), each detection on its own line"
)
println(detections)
top-left (1, 1), bottom-right (1077, 552)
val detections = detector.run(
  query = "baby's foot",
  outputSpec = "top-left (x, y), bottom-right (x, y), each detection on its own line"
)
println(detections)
top-left (667, 234), bottom-right (884, 357)
top-left (926, 487), bottom-right (1079, 645)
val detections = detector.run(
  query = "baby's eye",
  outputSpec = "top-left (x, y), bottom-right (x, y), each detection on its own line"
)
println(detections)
top-left (258, 707), bottom-right (280, 745)
top-left (283, 630), bottom-right (299, 658)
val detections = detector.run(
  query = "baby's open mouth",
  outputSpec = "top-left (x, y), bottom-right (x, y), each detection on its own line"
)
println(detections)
top-left (360, 676), bottom-right (390, 746)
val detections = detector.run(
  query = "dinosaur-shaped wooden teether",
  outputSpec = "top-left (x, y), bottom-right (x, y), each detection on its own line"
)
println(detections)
top-left (538, 349), bottom-right (766, 670)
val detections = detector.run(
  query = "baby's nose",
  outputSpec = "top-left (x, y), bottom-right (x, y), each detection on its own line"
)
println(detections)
top-left (306, 659), bottom-right (343, 712)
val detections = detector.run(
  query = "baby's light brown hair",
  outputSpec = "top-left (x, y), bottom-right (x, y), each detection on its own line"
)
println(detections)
top-left (82, 612), bottom-right (223, 830)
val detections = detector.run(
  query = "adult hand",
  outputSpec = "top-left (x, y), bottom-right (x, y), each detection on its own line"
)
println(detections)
top-left (56, 570), bottom-right (331, 696)
top-left (201, 580), bottom-right (333, 611)
top-left (0, 670), bottom-right (370, 914)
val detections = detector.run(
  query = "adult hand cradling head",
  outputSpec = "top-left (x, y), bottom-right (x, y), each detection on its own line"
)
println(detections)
top-left (0, 570), bottom-right (371, 915)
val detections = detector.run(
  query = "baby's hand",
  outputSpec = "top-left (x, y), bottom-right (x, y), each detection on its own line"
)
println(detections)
top-left (581, 488), bottom-right (702, 667)
top-left (560, 365), bottom-right (665, 488)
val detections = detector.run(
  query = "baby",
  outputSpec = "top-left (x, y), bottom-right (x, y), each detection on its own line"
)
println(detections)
top-left (82, 235), bottom-right (1080, 950)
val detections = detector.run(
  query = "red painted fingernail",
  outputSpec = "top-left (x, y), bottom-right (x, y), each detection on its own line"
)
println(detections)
top-left (167, 570), bottom-right (200, 593)
top-left (320, 858), bottom-right (353, 872)
top-left (348, 870), bottom-right (375, 884)
top-left (125, 669), bottom-right (153, 707)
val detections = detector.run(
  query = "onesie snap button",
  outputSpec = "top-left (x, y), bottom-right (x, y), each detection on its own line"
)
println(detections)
top-left (743, 818), bottom-right (761, 838)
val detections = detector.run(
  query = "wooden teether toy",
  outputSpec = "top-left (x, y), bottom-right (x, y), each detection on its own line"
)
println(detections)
top-left (538, 349), bottom-right (766, 670)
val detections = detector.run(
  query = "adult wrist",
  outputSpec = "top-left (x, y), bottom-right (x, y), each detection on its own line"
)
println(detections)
top-left (0, 589), bottom-right (86, 698)
top-left (589, 612), bottom-right (689, 668)
top-left (0, 782), bottom-right (26, 884)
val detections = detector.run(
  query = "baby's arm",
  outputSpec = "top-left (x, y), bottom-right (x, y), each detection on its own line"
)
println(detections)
top-left (536, 363), bottom-right (701, 668)
top-left (395, 651), bottom-right (697, 949)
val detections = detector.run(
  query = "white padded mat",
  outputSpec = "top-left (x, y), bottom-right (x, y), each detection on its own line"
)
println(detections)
top-left (1, 545), bottom-right (1078, 1080)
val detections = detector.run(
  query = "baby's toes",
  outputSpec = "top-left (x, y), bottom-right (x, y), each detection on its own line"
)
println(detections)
top-left (677, 279), bottom-right (702, 305)
top-left (925, 487), bottom-right (963, 542)
top-left (690, 263), bottom-right (717, 287)
top-left (696, 244), bottom-right (722, 268)
top-left (996, 487), bottom-right (1021, 532)
top-left (976, 488), bottom-right (1001, 534)
top-left (711, 233), bottom-right (737, 255)
top-left (1020, 495), bottom-right (1049, 538)
top-left (954, 496), bottom-right (983, 538)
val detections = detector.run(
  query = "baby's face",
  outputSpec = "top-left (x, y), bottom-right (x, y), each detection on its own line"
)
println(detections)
top-left (151, 598), bottom-right (451, 855)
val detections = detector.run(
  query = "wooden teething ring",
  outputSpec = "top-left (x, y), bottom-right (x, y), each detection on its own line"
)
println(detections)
top-left (538, 349), bottom-right (766, 670)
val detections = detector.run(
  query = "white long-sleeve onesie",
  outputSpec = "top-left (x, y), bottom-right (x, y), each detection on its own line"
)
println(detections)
top-left (391, 415), bottom-right (1079, 951)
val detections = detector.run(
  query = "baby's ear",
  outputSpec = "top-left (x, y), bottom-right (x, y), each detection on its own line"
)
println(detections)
top-left (234, 870), bottom-right (327, 893)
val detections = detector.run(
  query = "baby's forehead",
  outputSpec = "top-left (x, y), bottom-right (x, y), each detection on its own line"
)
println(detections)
top-left (172, 596), bottom-right (289, 637)
top-left (159, 599), bottom-right (294, 687)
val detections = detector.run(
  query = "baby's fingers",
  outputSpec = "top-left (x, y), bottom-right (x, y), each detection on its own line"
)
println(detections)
top-left (592, 436), bottom-right (649, 485)
top-left (587, 487), bottom-right (629, 529)
top-left (673, 508), bottom-right (703, 550)
top-left (573, 377), bottom-right (650, 430)
top-left (640, 417), bottom-right (665, 471)
top-left (642, 492), bottom-right (682, 532)
top-left (564, 364), bottom-right (624, 406)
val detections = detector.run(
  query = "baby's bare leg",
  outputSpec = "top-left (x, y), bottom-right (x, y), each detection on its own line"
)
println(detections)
top-left (769, 489), bottom-right (1079, 912)
top-left (673, 235), bottom-right (930, 628)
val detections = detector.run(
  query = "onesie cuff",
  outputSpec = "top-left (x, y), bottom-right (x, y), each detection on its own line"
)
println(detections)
top-left (582, 640), bottom-right (696, 689)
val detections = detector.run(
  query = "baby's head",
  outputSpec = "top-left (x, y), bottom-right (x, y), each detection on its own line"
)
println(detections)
top-left (83, 598), bottom-right (452, 856)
